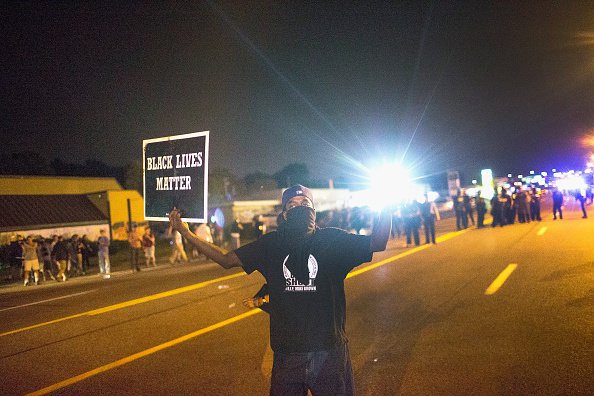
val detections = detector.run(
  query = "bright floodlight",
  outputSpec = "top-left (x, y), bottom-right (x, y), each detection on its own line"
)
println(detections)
top-left (480, 169), bottom-right (495, 200)
top-left (368, 164), bottom-right (412, 209)
top-left (556, 174), bottom-right (587, 192)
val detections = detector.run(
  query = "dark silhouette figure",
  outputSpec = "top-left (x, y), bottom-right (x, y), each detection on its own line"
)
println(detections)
top-left (552, 189), bottom-right (564, 220)
top-left (530, 188), bottom-right (542, 221)
top-left (476, 195), bottom-right (487, 228)
top-left (402, 200), bottom-right (421, 246)
top-left (576, 191), bottom-right (587, 219)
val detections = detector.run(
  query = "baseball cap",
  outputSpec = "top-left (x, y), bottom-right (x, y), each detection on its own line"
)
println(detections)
top-left (282, 185), bottom-right (314, 210)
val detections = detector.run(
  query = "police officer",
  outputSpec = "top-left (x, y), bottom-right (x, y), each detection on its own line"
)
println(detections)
top-left (530, 188), bottom-right (542, 221)
top-left (419, 194), bottom-right (440, 244)
top-left (491, 189), bottom-right (505, 227)
top-left (552, 187), bottom-right (564, 220)
top-left (462, 190), bottom-right (475, 226)
top-left (402, 199), bottom-right (421, 246)
top-left (453, 190), bottom-right (467, 230)
top-left (476, 193), bottom-right (487, 228)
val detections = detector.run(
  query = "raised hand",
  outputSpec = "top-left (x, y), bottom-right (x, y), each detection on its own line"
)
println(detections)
top-left (168, 208), bottom-right (189, 233)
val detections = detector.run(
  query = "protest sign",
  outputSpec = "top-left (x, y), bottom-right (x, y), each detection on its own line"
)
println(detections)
top-left (143, 131), bottom-right (209, 222)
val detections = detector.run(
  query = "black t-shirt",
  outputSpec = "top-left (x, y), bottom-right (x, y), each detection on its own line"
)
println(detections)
top-left (235, 227), bottom-right (372, 353)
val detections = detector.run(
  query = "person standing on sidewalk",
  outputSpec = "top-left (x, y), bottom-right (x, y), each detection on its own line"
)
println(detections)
top-left (37, 237), bottom-right (56, 282)
top-left (70, 234), bottom-right (85, 276)
top-left (81, 235), bottom-right (92, 274)
top-left (97, 229), bottom-right (111, 279)
top-left (51, 235), bottom-right (70, 282)
top-left (142, 227), bottom-right (156, 267)
top-left (22, 235), bottom-right (40, 286)
top-left (127, 225), bottom-right (143, 272)
top-left (169, 185), bottom-right (391, 395)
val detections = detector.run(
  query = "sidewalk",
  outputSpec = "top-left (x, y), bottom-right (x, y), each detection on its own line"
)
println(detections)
top-left (0, 249), bottom-right (214, 292)
top-left (1, 213), bottom-right (478, 291)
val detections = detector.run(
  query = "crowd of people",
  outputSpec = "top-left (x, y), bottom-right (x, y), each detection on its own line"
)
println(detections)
top-left (6, 233), bottom-right (95, 286)
top-left (5, 226), bottom-right (156, 285)
top-left (3, 185), bottom-right (589, 287)
top-left (451, 185), bottom-right (587, 230)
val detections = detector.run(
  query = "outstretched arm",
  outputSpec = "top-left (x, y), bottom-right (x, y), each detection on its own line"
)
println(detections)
top-left (370, 208), bottom-right (392, 252)
top-left (169, 208), bottom-right (243, 269)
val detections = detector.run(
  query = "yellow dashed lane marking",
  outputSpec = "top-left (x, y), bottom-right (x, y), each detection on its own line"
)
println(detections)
top-left (537, 226), bottom-right (547, 236)
top-left (485, 264), bottom-right (518, 295)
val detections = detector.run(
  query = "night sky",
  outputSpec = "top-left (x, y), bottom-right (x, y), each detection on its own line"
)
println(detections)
top-left (1, 1), bottom-right (593, 183)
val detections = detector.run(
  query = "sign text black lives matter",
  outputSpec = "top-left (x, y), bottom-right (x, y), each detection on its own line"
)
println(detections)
top-left (143, 131), bottom-right (209, 222)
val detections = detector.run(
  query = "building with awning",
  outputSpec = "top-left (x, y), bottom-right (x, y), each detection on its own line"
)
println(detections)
top-left (0, 176), bottom-right (145, 242)
top-left (0, 195), bottom-right (109, 244)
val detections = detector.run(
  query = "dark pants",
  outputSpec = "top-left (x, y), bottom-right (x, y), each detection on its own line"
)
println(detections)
top-left (506, 208), bottom-right (515, 224)
top-left (423, 215), bottom-right (436, 244)
top-left (455, 210), bottom-right (467, 230)
top-left (518, 210), bottom-right (530, 223)
top-left (553, 204), bottom-right (563, 219)
top-left (130, 247), bottom-right (142, 271)
top-left (465, 207), bottom-right (475, 225)
top-left (81, 253), bottom-right (90, 273)
top-left (404, 218), bottom-right (420, 246)
top-left (270, 343), bottom-right (353, 396)
top-left (530, 203), bottom-right (541, 221)
top-left (477, 211), bottom-right (486, 228)
top-left (492, 210), bottom-right (504, 227)
top-left (391, 216), bottom-right (402, 239)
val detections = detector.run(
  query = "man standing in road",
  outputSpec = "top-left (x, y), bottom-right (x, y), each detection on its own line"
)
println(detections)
top-left (552, 187), bottom-right (564, 220)
top-left (169, 185), bottom-right (391, 395)
top-left (453, 190), bottom-right (467, 230)
top-left (419, 194), bottom-right (440, 244)
top-left (476, 193), bottom-right (487, 228)
top-left (402, 199), bottom-right (421, 247)
top-left (575, 190), bottom-right (588, 219)
top-left (530, 187), bottom-right (542, 221)
top-left (462, 190), bottom-right (475, 226)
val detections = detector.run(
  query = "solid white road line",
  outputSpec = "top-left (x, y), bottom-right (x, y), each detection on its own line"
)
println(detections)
top-left (0, 290), bottom-right (97, 313)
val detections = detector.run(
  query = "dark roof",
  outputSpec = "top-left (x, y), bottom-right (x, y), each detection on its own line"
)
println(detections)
top-left (0, 195), bottom-right (108, 231)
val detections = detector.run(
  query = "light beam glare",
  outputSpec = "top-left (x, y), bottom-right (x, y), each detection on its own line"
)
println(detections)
top-left (206, 1), bottom-right (363, 170)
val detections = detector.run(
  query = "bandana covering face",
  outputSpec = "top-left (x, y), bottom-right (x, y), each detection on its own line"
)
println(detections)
top-left (278, 206), bottom-right (317, 285)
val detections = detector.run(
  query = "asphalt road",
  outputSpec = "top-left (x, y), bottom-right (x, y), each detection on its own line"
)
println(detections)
top-left (1, 200), bottom-right (593, 395)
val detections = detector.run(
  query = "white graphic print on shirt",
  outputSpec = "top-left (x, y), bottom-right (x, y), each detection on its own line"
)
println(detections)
top-left (282, 254), bottom-right (318, 292)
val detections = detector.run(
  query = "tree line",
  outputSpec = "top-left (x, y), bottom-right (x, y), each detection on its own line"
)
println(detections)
top-left (0, 151), bottom-right (337, 200)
